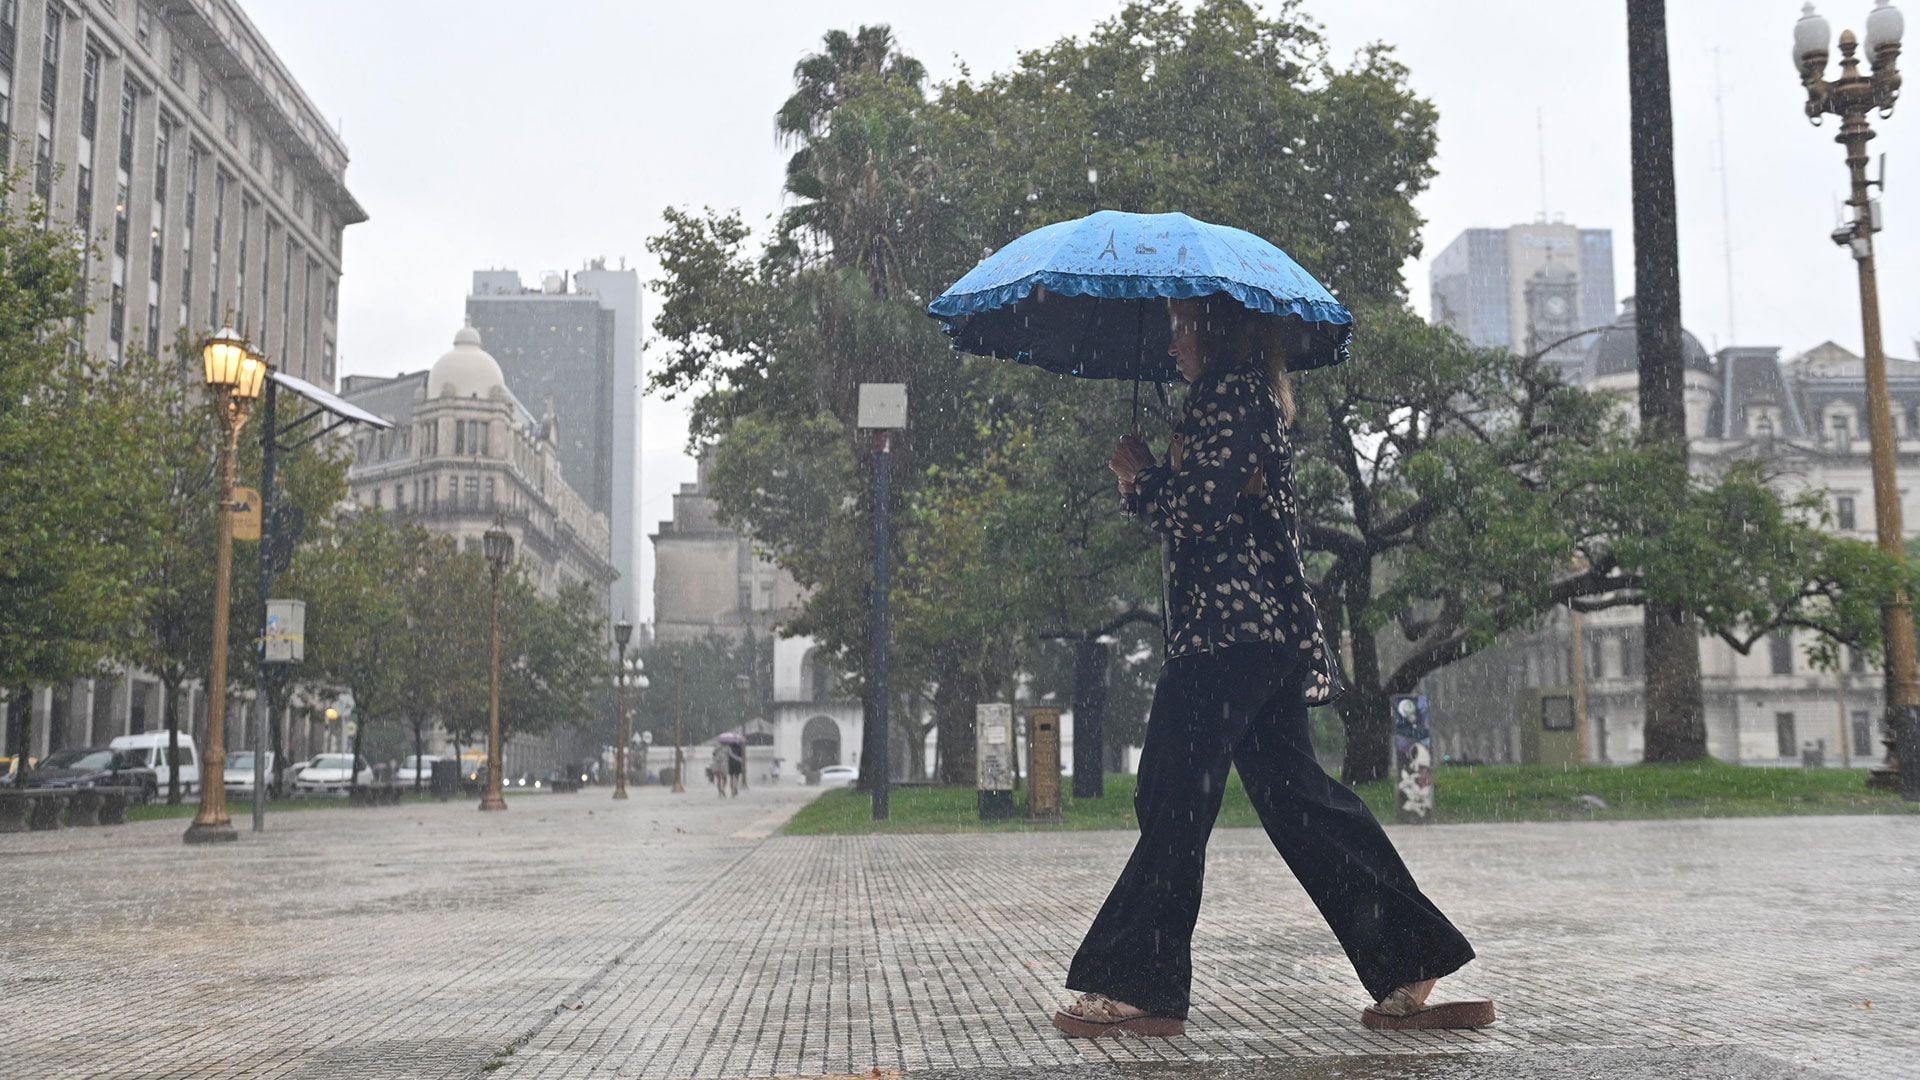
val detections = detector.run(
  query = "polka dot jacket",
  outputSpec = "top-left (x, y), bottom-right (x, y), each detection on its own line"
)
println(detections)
top-left (1131, 361), bottom-right (1344, 705)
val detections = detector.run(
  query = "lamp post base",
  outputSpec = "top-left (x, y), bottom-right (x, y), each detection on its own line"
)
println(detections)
top-left (182, 821), bottom-right (239, 844)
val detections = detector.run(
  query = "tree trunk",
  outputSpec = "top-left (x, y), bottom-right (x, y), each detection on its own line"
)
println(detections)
top-left (350, 721), bottom-right (367, 792)
top-left (1627, 0), bottom-right (1708, 761)
top-left (7, 686), bottom-right (31, 787)
top-left (1072, 638), bottom-right (1110, 798)
top-left (933, 672), bottom-right (979, 786)
top-left (162, 676), bottom-right (182, 804)
top-left (1338, 576), bottom-right (1392, 784)
top-left (412, 719), bottom-right (426, 791)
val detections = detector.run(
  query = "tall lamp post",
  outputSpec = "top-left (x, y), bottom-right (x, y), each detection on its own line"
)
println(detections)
top-left (671, 653), bottom-right (686, 794)
top-left (1794, 2), bottom-right (1918, 798)
top-left (185, 327), bottom-right (265, 845)
top-left (480, 520), bottom-right (514, 812)
top-left (613, 617), bottom-right (632, 800)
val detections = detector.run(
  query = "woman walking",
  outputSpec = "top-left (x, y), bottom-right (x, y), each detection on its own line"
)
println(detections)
top-left (1053, 296), bottom-right (1493, 1038)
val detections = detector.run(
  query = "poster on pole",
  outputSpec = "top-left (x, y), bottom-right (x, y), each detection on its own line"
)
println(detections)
top-left (1392, 694), bottom-right (1435, 822)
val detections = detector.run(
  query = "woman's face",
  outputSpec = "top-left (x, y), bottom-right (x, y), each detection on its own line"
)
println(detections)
top-left (1168, 299), bottom-right (1205, 384)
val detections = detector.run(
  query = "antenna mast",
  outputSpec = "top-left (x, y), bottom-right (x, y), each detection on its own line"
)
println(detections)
top-left (1537, 109), bottom-right (1549, 221)
top-left (1713, 47), bottom-right (1738, 345)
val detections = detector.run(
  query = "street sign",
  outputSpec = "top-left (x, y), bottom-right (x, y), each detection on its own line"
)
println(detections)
top-left (263, 600), bottom-right (306, 663)
top-left (856, 383), bottom-right (908, 429)
top-left (976, 703), bottom-right (1014, 821)
top-left (1392, 694), bottom-right (1434, 822)
top-left (231, 486), bottom-right (262, 541)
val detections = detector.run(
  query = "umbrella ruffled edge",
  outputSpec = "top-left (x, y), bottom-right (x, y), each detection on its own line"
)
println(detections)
top-left (925, 269), bottom-right (1355, 327)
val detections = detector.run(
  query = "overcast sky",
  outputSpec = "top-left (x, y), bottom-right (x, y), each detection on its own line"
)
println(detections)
top-left (245, 0), bottom-right (1916, 623)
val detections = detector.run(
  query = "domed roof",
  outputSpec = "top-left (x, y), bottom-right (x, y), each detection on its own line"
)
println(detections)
top-left (1583, 297), bottom-right (1713, 381)
top-left (427, 323), bottom-right (505, 398)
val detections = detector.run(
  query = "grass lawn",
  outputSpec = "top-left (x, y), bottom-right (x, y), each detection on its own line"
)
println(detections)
top-left (781, 761), bottom-right (1920, 836)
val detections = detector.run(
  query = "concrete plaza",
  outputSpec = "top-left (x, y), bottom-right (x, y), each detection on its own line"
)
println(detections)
top-left (0, 784), bottom-right (1914, 1079)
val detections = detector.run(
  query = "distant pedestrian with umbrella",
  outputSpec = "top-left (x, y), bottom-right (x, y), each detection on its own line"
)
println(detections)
top-left (929, 212), bottom-right (1493, 1037)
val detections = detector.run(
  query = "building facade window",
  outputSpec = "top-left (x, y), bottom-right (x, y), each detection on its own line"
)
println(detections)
top-left (1849, 645), bottom-right (1868, 675)
top-left (148, 114), bottom-right (170, 356)
top-left (76, 43), bottom-right (97, 232)
top-left (1769, 629), bottom-right (1794, 676)
top-left (321, 337), bottom-right (333, 383)
top-left (109, 82), bottom-right (135, 358)
top-left (34, 3), bottom-right (58, 203)
top-left (179, 147), bottom-right (196, 328)
top-left (1775, 712), bottom-right (1797, 758)
top-left (1837, 495), bottom-right (1857, 532)
top-left (1853, 710), bottom-right (1874, 756)
top-left (464, 476), bottom-right (479, 509)
top-left (195, 61), bottom-right (210, 113)
top-left (484, 477), bottom-right (495, 508)
top-left (167, 40), bottom-right (183, 85)
top-left (134, 2), bottom-right (153, 49)
top-left (210, 169), bottom-right (226, 320)
top-left (235, 196), bottom-right (252, 334)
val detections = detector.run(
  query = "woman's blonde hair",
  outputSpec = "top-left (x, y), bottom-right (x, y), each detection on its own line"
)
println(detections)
top-left (1170, 296), bottom-right (1298, 423)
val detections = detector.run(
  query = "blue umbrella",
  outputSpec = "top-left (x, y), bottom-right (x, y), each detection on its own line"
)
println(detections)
top-left (927, 210), bottom-right (1353, 384)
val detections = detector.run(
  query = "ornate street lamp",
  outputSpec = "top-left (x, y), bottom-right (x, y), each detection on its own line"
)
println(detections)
top-left (612, 617), bottom-right (633, 800)
top-left (480, 519), bottom-right (514, 812)
top-left (1794, 3), bottom-right (1917, 798)
top-left (185, 328), bottom-right (265, 845)
top-left (672, 652), bottom-right (686, 794)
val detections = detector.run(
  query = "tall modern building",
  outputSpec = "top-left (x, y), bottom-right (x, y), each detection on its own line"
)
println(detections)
top-left (0, 0), bottom-right (363, 383)
top-left (1429, 223), bottom-right (1615, 379)
top-left (467, 262), bottom-right (642, 621)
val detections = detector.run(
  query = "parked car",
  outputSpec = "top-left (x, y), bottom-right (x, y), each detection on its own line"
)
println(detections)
top-left (25, 748), bottom-right (157, 803)
top-left (292, 754), bottom-right (374, 797)
top-left (395, 754), bottom-right (444, 787)
top-left (817, 765), bottom-right (858, 788)
top-left (109, 731), bottom-right (200, 796)
top-left (224, 751), bottom-right (283, 799)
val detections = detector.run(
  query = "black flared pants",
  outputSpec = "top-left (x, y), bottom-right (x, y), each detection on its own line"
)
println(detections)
top-left (1065, 644), bottom-right (1475, 1020)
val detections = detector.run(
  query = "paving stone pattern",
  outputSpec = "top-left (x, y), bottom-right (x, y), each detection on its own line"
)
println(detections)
top-left (1, 788), bottom-right (1914, 1079)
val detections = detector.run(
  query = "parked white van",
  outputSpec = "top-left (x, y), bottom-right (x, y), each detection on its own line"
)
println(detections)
top-left (108, 731), bottom-right (201, 796)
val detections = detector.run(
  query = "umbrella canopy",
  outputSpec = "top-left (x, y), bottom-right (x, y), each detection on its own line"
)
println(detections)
top-left (927, 210), bottom-right (1353, 383)
top-left (715, 732), bottom-right (747, 745)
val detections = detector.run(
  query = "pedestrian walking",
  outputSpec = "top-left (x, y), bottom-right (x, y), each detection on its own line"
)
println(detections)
top-left (726, 741), bottom-right (745, 797)
top-left (709, 745), bottom-right (729, 798)
top-left (1052, 296), bottom-right (1493, 1038)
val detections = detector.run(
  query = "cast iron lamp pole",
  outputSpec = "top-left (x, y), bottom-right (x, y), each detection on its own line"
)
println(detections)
top-left (480, 520), bottom-right (514, 811)
top-left (186, 327), bottom-right (265, 845)
top-left (613, 617), bottom-right (632, 800)
top-left (672, 653), bottom-right (686, 794)
top-left (1795, 2), bottom-right (1918, 797)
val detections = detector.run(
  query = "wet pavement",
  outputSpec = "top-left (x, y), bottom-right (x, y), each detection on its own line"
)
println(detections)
top-left (1, 787), bottom-right (1913, 1078)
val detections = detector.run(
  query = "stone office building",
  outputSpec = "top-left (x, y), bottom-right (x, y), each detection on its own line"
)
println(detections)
top-left (2, 0), bottom-right (361, 381)
top-left (1420, 302), bottom-right (1920, 768)
top-left (2, 0), bottom-right (360, 768)
top-left (337, 325), bottom-right (619, 779)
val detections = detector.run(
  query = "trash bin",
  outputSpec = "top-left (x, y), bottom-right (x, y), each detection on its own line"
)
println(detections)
top-left (430, 758), bottom-right (459, 801)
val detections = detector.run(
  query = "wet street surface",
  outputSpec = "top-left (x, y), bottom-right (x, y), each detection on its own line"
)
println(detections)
top-left (1, 788), bottom-right (1912, 1078)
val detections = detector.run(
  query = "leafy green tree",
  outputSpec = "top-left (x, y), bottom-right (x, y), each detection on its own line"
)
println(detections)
top-left (497, 577), bottom-right (607, 747)
top-left (116, 340), bottom-right (218, 802)
top-left (299, 512), bottom-right (414, 789)
top-left (649, 1), bottom-right (1908, 790)
top-left (630, 633), bottom-right (771, 753)
top-left (0, 180), bottom-right (170, 778)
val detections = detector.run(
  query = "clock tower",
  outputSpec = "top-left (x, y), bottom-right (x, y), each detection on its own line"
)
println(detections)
top-left (1523, 263), bottom-right (1583, 374)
